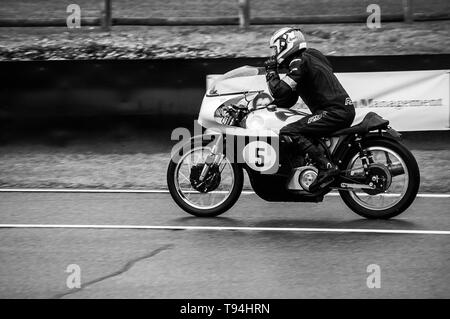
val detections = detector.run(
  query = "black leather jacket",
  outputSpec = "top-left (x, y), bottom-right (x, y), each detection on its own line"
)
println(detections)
top-left (266, 48), bottom-right (352, 113)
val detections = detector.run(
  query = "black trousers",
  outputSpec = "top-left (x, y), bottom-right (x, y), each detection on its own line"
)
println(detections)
top-left (280, 105), bottom-right (355, 164)
top-left (280, 105), bottom-right (355, 139)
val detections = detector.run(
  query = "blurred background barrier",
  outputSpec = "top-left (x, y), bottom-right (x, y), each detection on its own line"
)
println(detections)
top-left (0, 54), bottom-right (449, 134)
top-left (0, 0), bottom-right (449, 28)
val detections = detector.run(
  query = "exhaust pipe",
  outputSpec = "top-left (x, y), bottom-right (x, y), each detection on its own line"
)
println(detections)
top-left (388, 163), bottom-right (405, 177)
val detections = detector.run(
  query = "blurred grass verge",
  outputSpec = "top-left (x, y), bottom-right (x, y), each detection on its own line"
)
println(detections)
top-left (0, 0), bottom-right (448, 59)
top-left (0, 0), bottom-right (449, 59)
top-left (1, 21), bottom-right (449, 59)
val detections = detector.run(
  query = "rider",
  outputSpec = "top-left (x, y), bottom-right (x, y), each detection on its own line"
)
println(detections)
top-left (265, 27), bottom-right (355, 192)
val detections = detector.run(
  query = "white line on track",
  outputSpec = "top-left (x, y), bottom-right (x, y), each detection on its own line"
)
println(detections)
top-left (0, 188), bottom-right (449, 198)
top-left (0, 224), bottom-right (449, 235)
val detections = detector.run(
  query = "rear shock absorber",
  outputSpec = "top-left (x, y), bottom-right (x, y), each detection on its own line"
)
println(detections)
top-left (354, 134), bottom-right (369, 171)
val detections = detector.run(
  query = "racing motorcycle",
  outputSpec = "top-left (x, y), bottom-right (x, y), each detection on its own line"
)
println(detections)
top-left (167, 66), bottom-right (420, 219)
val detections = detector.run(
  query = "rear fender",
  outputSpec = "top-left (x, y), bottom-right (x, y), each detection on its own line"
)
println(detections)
top-left (332, 129), bottom-right (402, 168)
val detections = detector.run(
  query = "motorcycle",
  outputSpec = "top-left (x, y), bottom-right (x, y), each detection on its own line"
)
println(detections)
top-left (167, 66), bottom-right (420, 219)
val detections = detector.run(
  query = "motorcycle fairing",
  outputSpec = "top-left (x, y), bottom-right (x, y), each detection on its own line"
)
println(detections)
top-left (204, 128), bottom-right (281, 175)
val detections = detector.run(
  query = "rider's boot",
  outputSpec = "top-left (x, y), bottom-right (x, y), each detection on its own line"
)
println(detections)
top-left (309, 158), bottom-right (340, 193)
top-left (301, 141), bottom-right (340, 192)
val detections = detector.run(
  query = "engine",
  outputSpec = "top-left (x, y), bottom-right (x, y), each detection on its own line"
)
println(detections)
top-left (287, 166), bottom-right (319, 191)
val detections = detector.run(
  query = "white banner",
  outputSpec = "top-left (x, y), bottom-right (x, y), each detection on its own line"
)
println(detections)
top-left (207, 69), bottom-right (450, 131)
top-left (337, 70), bottom-right (449, 131)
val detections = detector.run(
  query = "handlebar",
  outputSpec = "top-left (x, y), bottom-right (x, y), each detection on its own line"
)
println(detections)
top-left (248, 104), bottom-right (277, 113)
top-left (227, 103), bottom-right (278, 115)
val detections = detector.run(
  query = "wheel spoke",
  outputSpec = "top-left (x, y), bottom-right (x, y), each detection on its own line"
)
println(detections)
top-left (179, 171), bottom-right (190, 183)
top-left (174, 146), bottom-right (235, 210)
top-left (347, 147), bottom-right (409, 211)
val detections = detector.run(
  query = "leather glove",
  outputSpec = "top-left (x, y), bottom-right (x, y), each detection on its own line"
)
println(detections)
top-left (265, 56), bottom-right (278, 82)
top-left (264, 56), bottom-right (278, 73)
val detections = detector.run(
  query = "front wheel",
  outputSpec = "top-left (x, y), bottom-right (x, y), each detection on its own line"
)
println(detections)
top-left (167, 139), bottom-right (243, 217)
top-left (339, 138), bottom-right (420, 219)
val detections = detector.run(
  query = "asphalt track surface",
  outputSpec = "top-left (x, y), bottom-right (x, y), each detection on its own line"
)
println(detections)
top-left (0, 191), bottom-right (449, 298)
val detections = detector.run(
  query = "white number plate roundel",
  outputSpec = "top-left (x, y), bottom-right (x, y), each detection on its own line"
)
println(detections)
top-left (242, 140), bottom-right (277, 172)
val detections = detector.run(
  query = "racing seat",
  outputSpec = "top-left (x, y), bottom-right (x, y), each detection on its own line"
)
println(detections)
top-left (331, 112), bottom-right (389, 136)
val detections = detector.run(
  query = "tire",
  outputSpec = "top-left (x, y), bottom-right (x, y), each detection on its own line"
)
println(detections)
top-left (339, 138), bottom-right (420, 219)
top-left (167, 139), bottom-right (244, 217)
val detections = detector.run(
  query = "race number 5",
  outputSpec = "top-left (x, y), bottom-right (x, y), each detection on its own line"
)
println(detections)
top-left (255, 147), bottom-right (265, 167)
top-left (243, 140), bottom-right (277, 173)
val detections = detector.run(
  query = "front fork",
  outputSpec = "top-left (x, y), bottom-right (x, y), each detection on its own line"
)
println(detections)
top-left (199, 134), bottom-right (224, 182)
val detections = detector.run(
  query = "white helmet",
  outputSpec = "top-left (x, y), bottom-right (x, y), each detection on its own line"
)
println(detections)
top-left (269, 27), bottom-right (307, 64)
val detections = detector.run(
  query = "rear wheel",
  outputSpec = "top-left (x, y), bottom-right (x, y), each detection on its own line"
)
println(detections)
top-left (167, 139), bottom-right (243, 217)
top-left (339, 138), bottom-right (420, 219)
